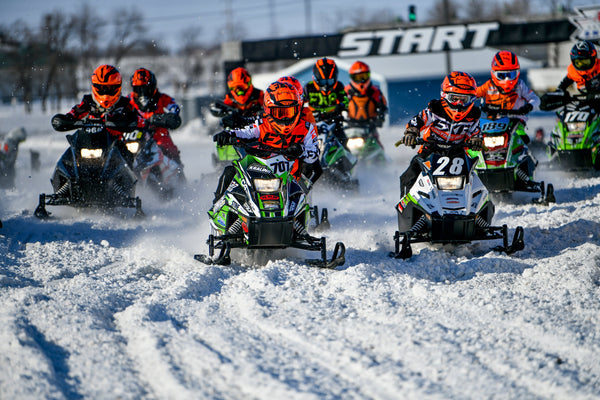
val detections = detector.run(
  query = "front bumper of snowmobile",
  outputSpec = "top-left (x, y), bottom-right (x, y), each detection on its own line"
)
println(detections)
top-left (547, 147), bottom-right (597, 170)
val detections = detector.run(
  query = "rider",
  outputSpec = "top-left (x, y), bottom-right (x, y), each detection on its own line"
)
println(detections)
top-left (128, 67), bottom-right (184, 167)
top-left (556, 40), bottom-right (600, 105)
top-left (398, 71), bottom-right (483, 196)
top-left (476, 50), bottom-right (540, 142)
top-left (51, 64), bottom-right (140, 135)
top-left (345, 60), bottom-right (388, 127)
top-left (277, 75), bottom-right (316, 125)
top-left (304, 57), bottom-right (349, 144)
top-left (212, 81), bottom-right (322, 202)
top-left (210, 67), bottom-right (264, 128)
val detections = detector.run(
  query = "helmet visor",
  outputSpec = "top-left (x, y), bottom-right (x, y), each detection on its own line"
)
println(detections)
top-left (350, 72), bottom-right (370, 83)
top-left (93, 84), bottom-right (120, 96)
top-left (133, 85), bottom-right (154, 98)
top-left (229, 83), bottom-right (249, 96)
top-left (573, 58), bottom-right (594, 70)
top-left (270, 106), bottom-right (298, 125)
top-left (493, 70), bottom-right (519, 81)
top-left (445, 92), bottom-right (475, 107)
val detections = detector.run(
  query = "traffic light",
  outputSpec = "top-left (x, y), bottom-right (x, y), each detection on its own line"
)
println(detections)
top-left (408, 5), bottom-right (416, 23)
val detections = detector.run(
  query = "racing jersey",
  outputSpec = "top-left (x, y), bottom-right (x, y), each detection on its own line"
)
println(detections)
top-left (558, 58), bottom-right (600, 92)
top-left (344, 84), bottom-right (388, 124)
top-left (304, 81), bottom-right (349, 119)
top-left (67, 94), bottom-right (141, 136)
top-left (407, 99), bottom-right (481, 152)
top-left (476, 80), bottom-right (540, 122)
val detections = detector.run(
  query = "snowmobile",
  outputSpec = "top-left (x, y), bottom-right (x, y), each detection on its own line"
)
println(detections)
top-left (0, 127), bottom-right (27, 188)
top-left (122, 129), bottom-right (184, 200)
top-left (467, 105), bottom-right (555, 204)
top-left (540, 91), bottom-right (600, 170)
top-left (316, 119), bottom-right (359, 190)
top-left (34, 117), bottom-right (143, 218)
top-left (344, 121), bottom-right (387, 164)
top-left (194, 139), bottom-right (345, 269)
top-left (390, 139), bottom-right (524, 259)
top-left (209, 100), bottom-right (257, 167)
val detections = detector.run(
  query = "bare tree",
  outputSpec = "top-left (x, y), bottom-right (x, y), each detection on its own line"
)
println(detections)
top-left (72, 3), bottom-right (104, 81)
top-left (39, 11), bottom-right (75, 112)
top-left (107, 7), bottom-right (148, 65)
top-left (427, 0), bottom-right (460, 24)
top-left (4, 20), bottom-right (37, 113)
top-left (179, 26), bottom-right (205, 95)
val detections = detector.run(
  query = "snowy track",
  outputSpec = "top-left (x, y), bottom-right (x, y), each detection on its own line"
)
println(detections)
top-left (1, 107), bottom-right (599, 399)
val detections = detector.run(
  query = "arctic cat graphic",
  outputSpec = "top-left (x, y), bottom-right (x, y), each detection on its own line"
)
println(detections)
top-left (34, 120), bottom-right (143, 218)
top-left (195, 140), bottom-right (345, 269)
top-left (390, 139), bottom-right (524, 259)
top-left (468, 114), bottom-right (555, 204)
top-left (541, 91), bottom-right (600, 170)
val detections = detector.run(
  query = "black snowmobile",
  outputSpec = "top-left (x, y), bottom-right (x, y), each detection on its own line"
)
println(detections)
top-left (34, 116), bottom-right (143, 218)
top-left (390, 139), bottom-right (524, 259)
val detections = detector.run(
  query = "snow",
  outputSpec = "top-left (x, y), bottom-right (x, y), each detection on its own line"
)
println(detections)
top-left (1, 102), bottom-right (600, 400)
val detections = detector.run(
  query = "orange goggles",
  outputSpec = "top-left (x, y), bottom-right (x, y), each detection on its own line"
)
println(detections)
top-left (350, 72), bottom-right (370, 83)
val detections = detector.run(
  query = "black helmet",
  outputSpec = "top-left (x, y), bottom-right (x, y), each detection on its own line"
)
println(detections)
top-left (570, 40), bottom-right (598, 71)
top-left (312, 57), bottom-right (338, 94)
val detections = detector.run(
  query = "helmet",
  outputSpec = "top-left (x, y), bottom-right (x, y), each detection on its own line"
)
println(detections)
top-left (349, 61), bottom-right (371, 94)
top-left (491, 51), bottom-right (520, 93)
top-left (264, 81), bottom-right (302, 135)
top-left (91, 64), bottom-right (122, 109)
top-left (227, 67), bottom-right (253, 105)
top-left (277, 76), bottom-right (303, 97)
top-left (440, 71), bottom-right (477, 121)
top-left (130, 68), bottom-right (157, 111)
top-left (312, 57), bottom-right (338, 94)
top-left (570, 40), bottom-right (598, 71)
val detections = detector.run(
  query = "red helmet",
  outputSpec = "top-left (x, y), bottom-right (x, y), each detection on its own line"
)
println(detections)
top-left (570, 40), bottom-right (598, 71)
top-left (491, 51), bottom-right (520, 93)
top-left (130, 68), bottom-right (157, 111)
top-left (440, 71), bottom-right (477, 121)
top-left (312, 57), bottom-right (338, 94)
top-left (277, 76), bottom-right (303, 97)
top-left (349, 61), bottom-right (371, 95)
top-left (227, 67), bottom-right (253, 105)
top-left (264, 81), bottom-right (302, 135)
top-left (91, 64), bottom-right (122, 109)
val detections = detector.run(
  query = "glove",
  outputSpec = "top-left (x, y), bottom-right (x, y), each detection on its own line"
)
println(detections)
top-left (149, 113), bottom-right (181, 129)
top-left (482, 103), bottom-right (502, 114)
top-left (285, 143), bottom-right (304, 159)
top-left (51, 114), bottom-right (77, 131)
top-left (222, 113), bottom-right (253, 129)
top-left (396, 126), bottom-right (419, 147)
top-left (213, 130), bottom-right (236, 146)
top-left (467, 136), bottom-right (483, 151)
top-left (515, 103), bottom-right (533, 115)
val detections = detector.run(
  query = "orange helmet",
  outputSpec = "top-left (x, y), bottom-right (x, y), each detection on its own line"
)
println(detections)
top-left (312, 57), bottom-right (338, 94)
top-left (91, 64), bottom-right (122, 109)
top-left (349, 61), bottom-right (371, 95)
top-left (491, 51), bottom-right (520, 93)
top-left (440, 71), bottom-right (477, 121)
top-left (130, 68), bottom-right (157, 111)
top-left (277, 76), bottom-right (303, 97)
top-left (227, 67), bottom-right (253, 105)
top-left (264, 81), bottom-right (302, 135)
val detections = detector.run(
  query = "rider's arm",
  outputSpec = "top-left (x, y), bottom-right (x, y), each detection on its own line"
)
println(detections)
top-left (517, 80), bottom-right (541, 110)
top-left (557, 76), bottom-right (575, 92)
top-left (230, 122), bottom-right (261, 140)
top-left (300, 124), bottom-right (319, 164)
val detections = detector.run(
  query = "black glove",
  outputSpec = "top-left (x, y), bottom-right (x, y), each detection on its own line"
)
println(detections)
top-left (467, 136), bottom-right (483, 151)
top-left (222, 113), bottom-right (253, 129)
top-left (515, 103), bottom-right (533, 115)
top-left (149, 113), bottom-right (181, 129)
top-left (285, 143), bottom-right (304, 158)
top-left (213, 130), bottom-right (236, 146)
top-left (51, 114), bottom-right (77, 131)
top-left (396, 126), bottom-right (419, 147)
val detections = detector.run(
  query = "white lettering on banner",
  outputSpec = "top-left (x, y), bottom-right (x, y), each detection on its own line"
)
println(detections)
top-left (338, 22), bottom-right (500, 58)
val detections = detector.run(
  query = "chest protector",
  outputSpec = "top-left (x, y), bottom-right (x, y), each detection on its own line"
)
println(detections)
top-left (259, 118), bottom-right (309, 149)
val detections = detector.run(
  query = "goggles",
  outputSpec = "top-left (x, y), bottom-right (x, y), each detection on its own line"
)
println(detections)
top-left (445, 92), bottom-right (475, 107)
top-left (269, 106), bottom-right (298, 124)
top-left (133, 85), bottom-right (154, 97)
top-left (229, 83), bottom-right (249, 96)
top-left (493, 70), bottom-right (519, 81)
top-left (93, 84), bottom-right (120, 96)
top-left (350, 72), bottom-right (370, 83)
top-left (316, 78), bottom-right (335, 88)
top-left (573, 58), bottom-right (594, 70)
